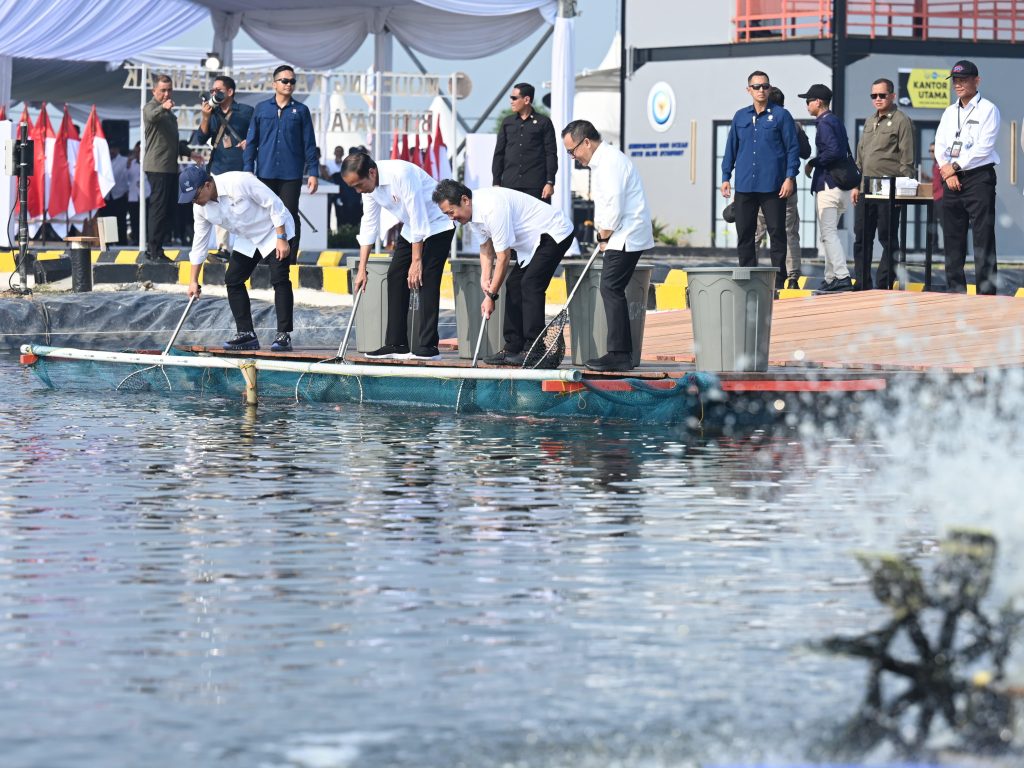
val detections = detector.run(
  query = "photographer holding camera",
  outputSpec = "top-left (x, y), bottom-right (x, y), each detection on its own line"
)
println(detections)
top-left (193, 75), bottom-right (253, 260)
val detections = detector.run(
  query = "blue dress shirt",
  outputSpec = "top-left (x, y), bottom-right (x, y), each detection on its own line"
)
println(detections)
top-left (807, 110), bottom-right (852, 193)
top-left (192, 101), bottom-right (254, 174)
top-left (721, 104), bottom-right (800, 193)
top-left (243, 96), bottom-right (318, 180)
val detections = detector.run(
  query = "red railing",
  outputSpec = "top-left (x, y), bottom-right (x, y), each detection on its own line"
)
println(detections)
top-left (734, 0), bottom-right (1024, 43)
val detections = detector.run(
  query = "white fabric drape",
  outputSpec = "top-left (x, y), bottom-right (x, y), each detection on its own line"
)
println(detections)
top-left (0, 0), bottom-right (207, 61)
top-left (550, 15), bottom-right (575, 232)
top-left (0, 56), bottom-right (12, 111)
top-left (210, 10), bottom-right (243, 69)
top-left (123, 47), bottom-right (279, 69)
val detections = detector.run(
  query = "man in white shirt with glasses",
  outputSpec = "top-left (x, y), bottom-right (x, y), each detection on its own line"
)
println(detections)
top-left (560, 120), bottom-right (654, 372)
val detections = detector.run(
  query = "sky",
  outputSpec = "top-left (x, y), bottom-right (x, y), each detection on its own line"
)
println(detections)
top-left (166, 0), bottom-right (620, 130)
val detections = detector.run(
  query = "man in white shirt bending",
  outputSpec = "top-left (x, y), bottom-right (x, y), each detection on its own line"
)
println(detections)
top-left (343, 153), bottom-right (456, 359)
top-left (432, 179), bottom-right (574, 366)
top-left (180, 165), bottom-right (295, 352)
top-left (560, 120), bottom-right (655, 372)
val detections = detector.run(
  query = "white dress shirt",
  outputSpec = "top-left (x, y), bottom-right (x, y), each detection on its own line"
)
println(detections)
top-left (126, 159), bottom-right (150, 202)
top-left (356, 159), bottom-right (453, 247)
top-left (588, 142), bottom-right (655, 252)
top-left (467, 186), bottom-right (574, 266)
top-left (188, 171), bottom-right (294, 265)
top-left (934, 92), bottom-right (1000, 171)
top-left (108, 154), bottom-right (130, 200)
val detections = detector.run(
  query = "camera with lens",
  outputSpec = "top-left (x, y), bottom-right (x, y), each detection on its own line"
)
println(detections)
top-left (202, 89), bottom-right (226, 106)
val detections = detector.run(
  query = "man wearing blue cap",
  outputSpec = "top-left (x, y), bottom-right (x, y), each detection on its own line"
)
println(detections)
top-left (179, 165), bottom-right (296, 351)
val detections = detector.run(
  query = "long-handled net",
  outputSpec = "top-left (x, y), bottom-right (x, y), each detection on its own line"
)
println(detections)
top-left (522, 245), bottom-right (601, 370)
top-left (455, 312), bottom-right (488, 413)
top-left (295, 289), bottom-right (364, 401)
top-left (115, 295), bottom-right (196, 392)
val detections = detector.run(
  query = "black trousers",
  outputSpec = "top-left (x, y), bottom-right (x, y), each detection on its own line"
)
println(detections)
top-left (146, 171), bottom-right (177, 255)
top-left (503, 232), bottom-right (574, 351)
top-left (259, 178), bottom-right (303, 253)
top-left (384, 229), bottom-right (455, 351)
top-left (128, 200), bottom-right (140, 245)
top-left (601, 248), bottom-right (644, 354)
top-left (853, 198), bottom-right (903, 290)
top-left (225, 247), bottom-right (295, 334)
top-left (734, 191), bottom-right (787, 287)
top-left (942, 165), bottom-right (998, 295)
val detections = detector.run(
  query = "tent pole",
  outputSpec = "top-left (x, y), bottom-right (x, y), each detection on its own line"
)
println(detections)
top-left (138, 63), bottom-right (147, 255)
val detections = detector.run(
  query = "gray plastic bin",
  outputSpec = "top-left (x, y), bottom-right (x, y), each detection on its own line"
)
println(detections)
top-left (354, 256), bottom-right (392, 353)
top-left (563, 258), bottom-right (652, 368)
top-left (685, 266), bottom-right (777, 372)
top-left (450, 256), bottom-right (507, 359)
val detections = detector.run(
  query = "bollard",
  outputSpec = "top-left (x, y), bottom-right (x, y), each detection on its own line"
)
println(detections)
top-left (69, 241), bottom-right (93, 292)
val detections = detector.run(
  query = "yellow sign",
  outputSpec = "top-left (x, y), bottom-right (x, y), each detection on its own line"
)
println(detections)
top-left (899, 69), bottom-right (951, 109)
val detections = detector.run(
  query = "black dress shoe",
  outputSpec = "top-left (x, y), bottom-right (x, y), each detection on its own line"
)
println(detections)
top-left (365, 344), bottom-right (410, 359)
top-left (584, 352), bottom-right (634, 372)
top-left (820, 276), bottom-right (854, 293)
top-left (483, 348), bottom-right (525, 366)
top-left (144, 250), bottom-right (174, 264)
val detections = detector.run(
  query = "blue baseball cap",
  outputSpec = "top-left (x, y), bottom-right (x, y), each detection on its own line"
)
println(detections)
top-left (178, 165), bottom-right (209, 204)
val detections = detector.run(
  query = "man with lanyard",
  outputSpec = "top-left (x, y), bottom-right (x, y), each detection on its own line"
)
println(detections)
top-left (342, 153), bottom-right (455, 360)
top-left (179, 165), bottom-right (296, 351)
top-left (432, 179), bottom-right (574, 367)
top-left (559, 119), bottom-right (654, 372)
top-left (243, 64), bottom-right (318, 254)
top-left (193, 75), bottom-right (254, 261)
top-left (720, 71), bottom-right (800, 289)
top-left (851, 78), bottom-right (915, 290)
top-left (934, 60), bottom-right (1000, 295)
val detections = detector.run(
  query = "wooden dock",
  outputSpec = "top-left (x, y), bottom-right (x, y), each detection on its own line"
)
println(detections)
top-left (640, 292), bottom-right (1024, 374)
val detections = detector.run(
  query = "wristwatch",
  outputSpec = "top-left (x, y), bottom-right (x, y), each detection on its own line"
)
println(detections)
top-left (485, 290), bottom-right (500, 301)
top-left (597, 235), bottom-right (610, 243)
top-left (276, 232), bottom-right (288, 239)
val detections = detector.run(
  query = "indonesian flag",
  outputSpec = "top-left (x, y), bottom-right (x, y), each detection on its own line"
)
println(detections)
top-left (433, 118), bottom-right (450, 179)
top-left (410, 132), bottom-right (422, 169)
top-left (0, 105), bottom-right (6, 121)
top-left (400, 132), bottom-right (410, 162)
top-left (48, 105), bottom-right (76, 223)
top-left (422, 134), bottom-right (434, 179)
top-left (29, 105), bottom-right (53, 219)
top-left (72, 106), bottom-right (114, 215)
top-left (390, 131), bottom-right (400, 160)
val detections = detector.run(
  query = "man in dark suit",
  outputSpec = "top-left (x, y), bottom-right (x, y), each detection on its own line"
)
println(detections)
top-left (492, 82), bottom-right (558, 202)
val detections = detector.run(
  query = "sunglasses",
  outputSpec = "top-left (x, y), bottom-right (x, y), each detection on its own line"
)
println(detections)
top-left (870, 92), bottom-right (890, 99)
top-left (276, 78), bottom-right (297, 85)
top-left (509, 94), bottom-right (522, 101)
top-left (749, 83), bottom-right (771, 91)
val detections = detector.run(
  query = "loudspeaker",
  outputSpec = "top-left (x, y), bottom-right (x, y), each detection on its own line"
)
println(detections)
top-left (101, 119), bottom-right (130, 154)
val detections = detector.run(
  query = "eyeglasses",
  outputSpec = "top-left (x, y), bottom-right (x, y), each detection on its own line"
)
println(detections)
top-left (567, 138), bottom-right (586, 159)
top-left (749, 83), bottom-right (770, 91)
top-left (276, 78), bottom-right (297, 85)
top-left (870, 92), bottom-right (890, 100)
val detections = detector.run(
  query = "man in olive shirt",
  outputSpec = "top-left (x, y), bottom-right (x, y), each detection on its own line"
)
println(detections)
top-left (851, 77), bottom-right (915, 290)
top-left (142, 74), bottom-right (180, 263)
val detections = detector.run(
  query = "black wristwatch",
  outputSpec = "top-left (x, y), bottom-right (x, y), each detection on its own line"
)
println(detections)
top-left (597, 235), bottom-right (610, 243)
top-left (485, 290), bottom-right (500, 301)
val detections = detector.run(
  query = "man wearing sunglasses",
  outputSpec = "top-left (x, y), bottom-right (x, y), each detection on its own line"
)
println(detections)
top-left (178, 165), bottom-right (295, 352)
top-left (850, 78), bottom-right (915, 290)
top-left (492, 83), bottom-right (558, 202)
top-left (244, 64), bottom-right (318, 259)
top-left (721, 71), bottom-right (800, 289)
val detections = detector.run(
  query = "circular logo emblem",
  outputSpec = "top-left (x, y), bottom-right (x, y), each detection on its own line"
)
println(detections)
top-left (647, 81), bottom-right (676, 133)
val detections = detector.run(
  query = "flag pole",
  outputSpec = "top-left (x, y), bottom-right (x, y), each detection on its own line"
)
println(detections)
top-left (138, 63), bottom-right (147, 255)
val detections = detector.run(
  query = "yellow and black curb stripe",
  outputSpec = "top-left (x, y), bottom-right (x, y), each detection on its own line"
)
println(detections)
top-left (4, 249), bottom-right (1024, 307)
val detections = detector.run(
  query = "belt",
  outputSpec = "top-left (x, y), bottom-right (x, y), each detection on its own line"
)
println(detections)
top-left (960, 163), bottom-right (995, 178)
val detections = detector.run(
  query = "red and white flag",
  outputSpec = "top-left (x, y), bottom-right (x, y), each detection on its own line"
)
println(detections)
top-left (29, 105), bottom-right (53, 219)
top-left (0, 105), bottom-right (6, 122)
top-left (390, 131), bottom-right (400, 160)
top-left (433, 118), bottom-right (450, 180)
top-left (422, 134), bottom-right (434, 179)
top-left (72, 106), bottom-right (114, 215)
top-left (400, 132), bottom-right (411, 163)
top-left (49, 105), bottom-right (75, 220)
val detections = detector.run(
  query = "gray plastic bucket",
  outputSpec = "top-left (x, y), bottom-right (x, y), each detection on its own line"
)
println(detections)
top-left (450, 257), bottom-right (507, 359)
top-left (563, 258), bottom-right (652, 367)
top-left (354, 256), bottom-right (392, 353)
top-left (685, 266), bottom-right (777, 372)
